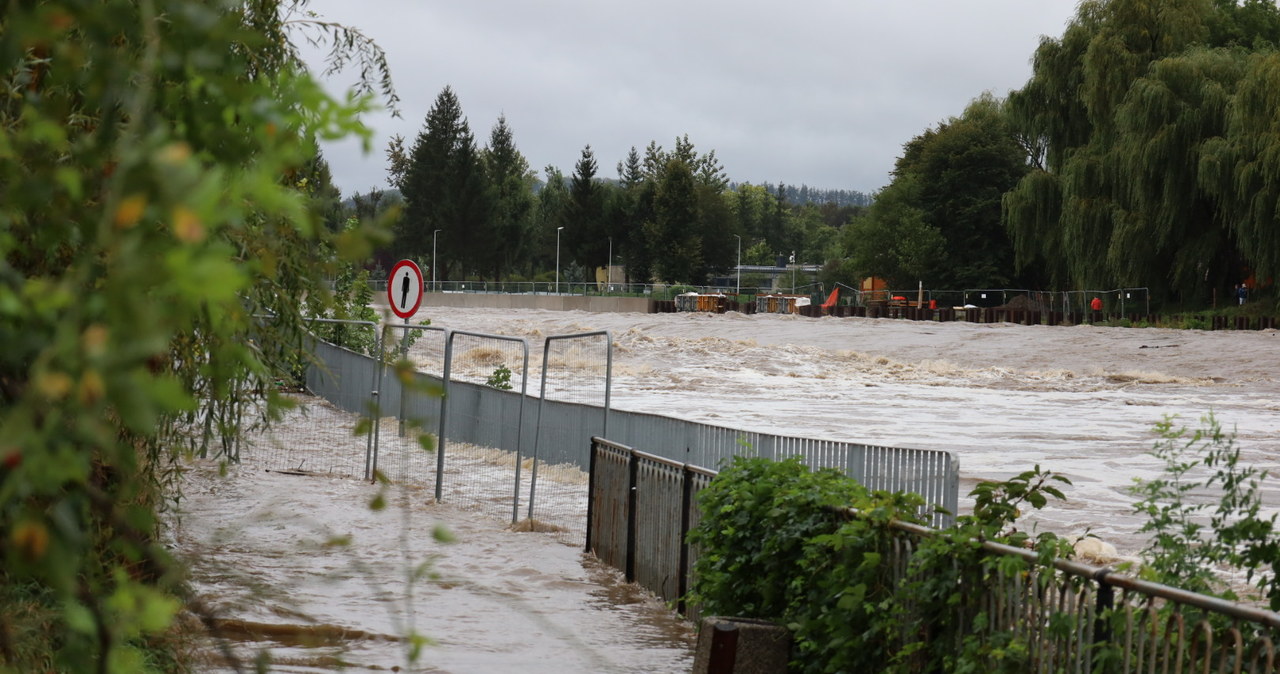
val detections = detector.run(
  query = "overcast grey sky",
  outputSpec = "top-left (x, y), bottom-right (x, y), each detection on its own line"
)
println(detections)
top-left (302, 0), bottom-right (1081, 197)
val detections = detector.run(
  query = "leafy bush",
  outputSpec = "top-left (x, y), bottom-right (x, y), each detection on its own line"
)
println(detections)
top-left (688, 457), bottom-right (1071, 672)
top-left (1130, 414), bottom-right (1280, 608)
top-left (485, 364), bottom-right (514, 390)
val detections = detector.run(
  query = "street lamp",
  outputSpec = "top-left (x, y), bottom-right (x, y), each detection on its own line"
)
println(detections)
top-left (790, 250), bottom-right (796, 293)
top-left (555, 226), bottom-right (564, 295)
top-left (432, 229), bottom-right (441, 291)
top-left (734, 234), bottom-right (741, 295)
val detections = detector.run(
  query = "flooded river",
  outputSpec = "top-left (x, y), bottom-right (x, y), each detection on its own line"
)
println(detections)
top-left (174, 306), bottom-right (1280, 671)
top-left (414, 307), bottom-right (1280, 551)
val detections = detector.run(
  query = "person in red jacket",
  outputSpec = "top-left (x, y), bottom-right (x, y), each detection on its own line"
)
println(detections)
top-left (1090, 296), bottom-right (1103, 322)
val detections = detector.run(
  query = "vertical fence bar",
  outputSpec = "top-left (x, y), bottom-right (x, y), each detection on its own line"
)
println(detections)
top-left (678, 462), bottom-right (694, 615)
top-left (626, 449), bottom-right (639, 583)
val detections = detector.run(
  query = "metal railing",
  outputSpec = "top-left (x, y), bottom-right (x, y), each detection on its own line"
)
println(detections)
top-left (587, 437), bottom-right (1280, 672)
top-left (371, 279), bottom-right (1157, 314)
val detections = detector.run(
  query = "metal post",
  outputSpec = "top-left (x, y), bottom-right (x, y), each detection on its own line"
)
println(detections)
top-left (556, 226), bottom-right (564, 295)
top-left (707, 622), bottom-right (739, 674)
top-left (367, 326), bottom-right (386, 482)
top-left (607, 235), bottom-right (612, 291)
top-left (432, 229), bottom-right (440, 292)
top-left (511, 338), bottom-right (530, 524)
top-left (790, 251), bottom-right (796, 293)
top-left (396, 316), bottom-right (414, 438)
top-left (734, 234), bottom-right (741, 295)
top-left (436, 331), bottom-right (452, 502)
top-left (677, 463), bottom-right (693, 615)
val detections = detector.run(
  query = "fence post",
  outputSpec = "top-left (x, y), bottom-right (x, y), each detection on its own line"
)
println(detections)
top-left (1092, 568), bottom-right (1115, 652)
top-left (678, 463), bottom-right (694, 615)
top-left (626, 450), bottom-right (639, 583)
top-left (585, 437), bottom-right (599, 554)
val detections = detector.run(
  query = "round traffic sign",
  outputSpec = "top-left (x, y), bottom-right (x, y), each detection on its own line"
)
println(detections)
top-left (387, 259), bottom-right (423, 319)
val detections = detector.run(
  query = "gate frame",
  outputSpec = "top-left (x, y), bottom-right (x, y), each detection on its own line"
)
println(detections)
top-left (439, 329), bottom-right (531, 522)
top-left (527, 331), bottom-right (613, 519)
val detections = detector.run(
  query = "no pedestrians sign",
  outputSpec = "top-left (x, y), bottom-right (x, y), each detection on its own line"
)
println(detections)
top-left (388, 259), bottom-right (423, 319)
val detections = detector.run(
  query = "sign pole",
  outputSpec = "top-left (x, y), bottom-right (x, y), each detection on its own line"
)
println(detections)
top-left (386, 259), bottom-right (424, 441)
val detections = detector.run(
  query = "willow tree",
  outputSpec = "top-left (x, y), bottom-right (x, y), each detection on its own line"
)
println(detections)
top-left (1201, 50), bottom-right (1280, 287)
top-left (1109, 48), bottom-right (1246, 297)
top-left (1006, 0), bottom-right (1280, 304)
top-left (1005, 0), bottom-right (1215, 300)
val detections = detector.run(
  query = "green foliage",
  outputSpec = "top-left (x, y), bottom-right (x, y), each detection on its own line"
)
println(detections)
top-left (649, 159), bottom-right (704, 283)
top-left (306, 220), bottom-right (382, 359)
top-left (1005, 0), bottom-right (1280, 305)
top-left (0, 0), bottom-right (384, 669)
top-left (563, 145), bottom-right (608, 272)
top-left (1130, 414), bottom-right (1280, 609)
top-left (395, 86), bottom-right (491, 280)
top-left (828, 94), bottom-right (1028, 290)
top-left (688, 456), bottom-right (873, 620)
top-left (482, 115), bottom-right (536, 280)
top-left (688, 456), bottom-right (1073, 672)
top-left (485, 364), bottom-right (513, 390)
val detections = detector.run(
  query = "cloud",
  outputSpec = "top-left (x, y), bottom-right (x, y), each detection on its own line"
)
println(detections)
top-left (302, 0), bottom-right (1079, 196)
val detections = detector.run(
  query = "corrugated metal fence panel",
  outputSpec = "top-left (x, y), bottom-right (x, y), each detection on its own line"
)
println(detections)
top-left (633, 458), bottom-right (686, 604)
top-left (307, 339), bottom-right (379, 416)
top-left (683, 470), bottom-right (715, 624)
top-left (306, 336), bottom-right (959, 527)
top-left (444, 380), bottom-right (528, 452)
top-left (401, 371), bottom-right (443, 431)
top-left (603, 410), bottom-right (955, 527)
top-left (588, 442), bottom-right (630, 571)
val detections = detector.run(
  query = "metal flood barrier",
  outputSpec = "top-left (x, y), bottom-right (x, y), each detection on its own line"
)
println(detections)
top-left (302, 329), bottom-right (959, 532)
top-left (602, 411), bottom-right (958, 528)
top-left (588, 437), bottom-right (1280, 672)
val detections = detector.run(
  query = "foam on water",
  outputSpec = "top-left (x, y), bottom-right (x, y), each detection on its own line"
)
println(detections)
top-left (413, 306), bottom-right (1280, 555)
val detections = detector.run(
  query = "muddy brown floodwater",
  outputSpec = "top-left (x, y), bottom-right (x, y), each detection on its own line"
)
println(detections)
top-left (172, 306), bottom-right (1280, 671)
top-left (405, 307), bottom-right (1280, 554)
top-left (174, 455), bottom-right (697, 672)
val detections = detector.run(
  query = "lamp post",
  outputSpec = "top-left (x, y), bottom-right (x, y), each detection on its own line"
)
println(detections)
top-left (734, 234), bottom-right (741, 295)
top-left (607, 236), bottom-right (612, 291)
top-left (790, 250), bottom-right (796, 293)
top-left (432, 229), bottom-right (441, 291)
top-left (555, 226), bottom-right (564, 295)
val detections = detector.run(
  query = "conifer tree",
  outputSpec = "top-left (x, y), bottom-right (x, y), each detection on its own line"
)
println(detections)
top-left (398, 86), bottom-right (491, 279)
top-left (482, 115), bottom-right (535, 280)
top-left (564, 145), bottom-right (607, 272)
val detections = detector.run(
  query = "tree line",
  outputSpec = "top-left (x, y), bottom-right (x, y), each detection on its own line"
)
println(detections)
top-left (330, 0), bottom-right (1280, 309)
top-left (332, 86), bottom-right (865, 286)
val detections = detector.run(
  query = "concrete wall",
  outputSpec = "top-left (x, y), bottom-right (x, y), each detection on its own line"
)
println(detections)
top-left (409, 293), bottom-right (655, 313)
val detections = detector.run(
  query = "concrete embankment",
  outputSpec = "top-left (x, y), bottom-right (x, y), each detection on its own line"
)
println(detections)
top-left (379, 292), bottom-right (655, 314)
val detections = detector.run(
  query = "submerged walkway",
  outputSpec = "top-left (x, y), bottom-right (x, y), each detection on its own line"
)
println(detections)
top-left (172, 459), bottom-right (695, 672)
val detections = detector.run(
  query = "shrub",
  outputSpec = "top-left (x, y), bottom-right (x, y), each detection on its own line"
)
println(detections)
top-left (687, 456), bottom-right (1072, 672)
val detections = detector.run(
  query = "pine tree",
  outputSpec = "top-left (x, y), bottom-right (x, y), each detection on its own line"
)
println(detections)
top-left (650, 159), bottom-right (702, 283)
top-left (564, 145), bottom-right (607, 273)
top-left (482, 115), bottom-right (535, 280)
top-left (398, 86), bottom-right (491, 279)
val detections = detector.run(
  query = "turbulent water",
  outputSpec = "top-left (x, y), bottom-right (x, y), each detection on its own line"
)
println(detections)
top-left (174, 305), bottom-right (1280, 672)
top-left (412, 306), bottom-right (1280, 553)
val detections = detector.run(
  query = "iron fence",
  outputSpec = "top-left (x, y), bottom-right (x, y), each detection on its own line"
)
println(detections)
top-left (588, 437), bottom-right (1280, 673)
